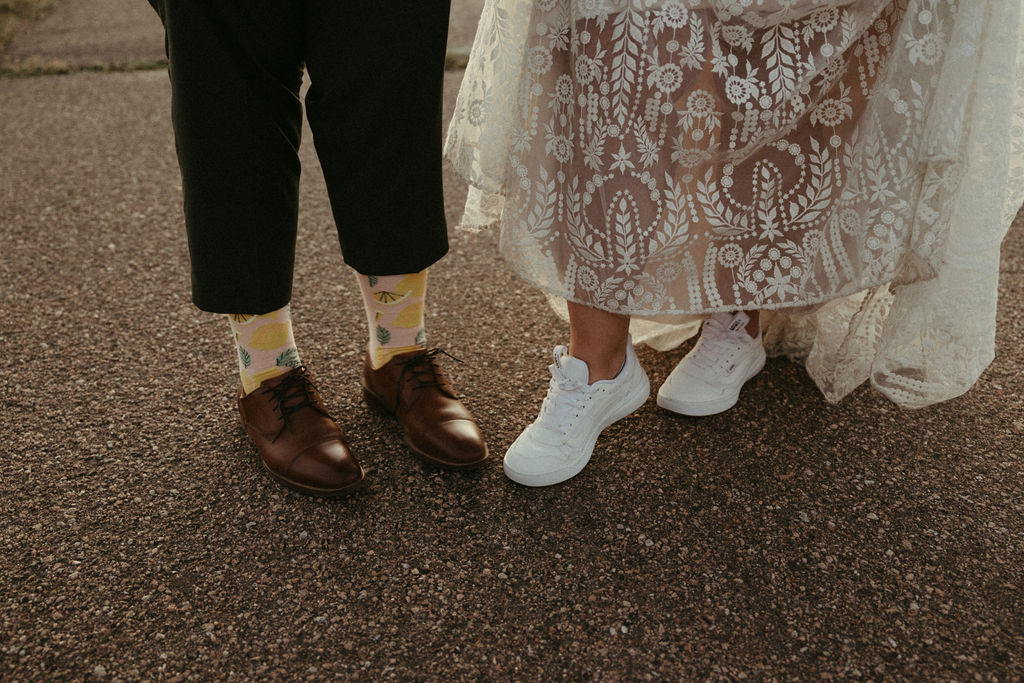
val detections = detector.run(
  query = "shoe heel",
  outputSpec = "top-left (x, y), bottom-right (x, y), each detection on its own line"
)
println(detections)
top-left (605, 369), bottom-right (651, 426)
top-left (622, 371), bottom-right (652, 417)
top-left (361, 385), bottom-right (394, 416)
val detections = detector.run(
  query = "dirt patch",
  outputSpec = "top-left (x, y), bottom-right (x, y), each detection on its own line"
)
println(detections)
top-left (0, 0), bottom-right (54, 55)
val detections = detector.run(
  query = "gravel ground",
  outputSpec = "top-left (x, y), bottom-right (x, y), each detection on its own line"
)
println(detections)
top-left (1, 5), bottom-right (1023, 681)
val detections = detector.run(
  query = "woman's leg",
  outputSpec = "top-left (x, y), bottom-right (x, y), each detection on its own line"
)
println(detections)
top-left (566, 302), bottom-right (631, 382)
top-left (502, 302), bottom-right (650, 487)
top-left (745, 310), bottom-right (760, 338)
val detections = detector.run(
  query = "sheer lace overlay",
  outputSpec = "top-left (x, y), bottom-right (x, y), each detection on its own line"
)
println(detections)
top-left (446, 0), bottom-right (1024, 407)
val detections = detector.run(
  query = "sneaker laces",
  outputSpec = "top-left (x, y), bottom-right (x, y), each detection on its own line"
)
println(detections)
top-left (534, 346), bottom-right (593, 437)
top-left (687, 318), bottom-right (748, 374)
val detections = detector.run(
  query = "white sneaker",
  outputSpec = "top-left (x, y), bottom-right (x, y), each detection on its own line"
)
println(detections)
top-left (503, 338), bottom-right (650, 487)
top-left (656, 311), bottom-right (766, 416)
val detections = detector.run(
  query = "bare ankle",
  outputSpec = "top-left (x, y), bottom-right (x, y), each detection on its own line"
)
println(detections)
top-left (744, 310), bottom-right (760, 338)
top-left (565, 301), bottom-right (632, 383)
top-left (571, 347), bottom-right (626, 383)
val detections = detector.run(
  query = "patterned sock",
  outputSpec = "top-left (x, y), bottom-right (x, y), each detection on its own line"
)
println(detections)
top-left (228, 305), bottom-right (302, 395)
top-left (357, 270), bottom-right (428, 369)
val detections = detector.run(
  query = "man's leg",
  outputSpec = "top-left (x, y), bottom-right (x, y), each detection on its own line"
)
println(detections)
top-left (150, 0), bottom-right (363, 495)
top-left (303, 1), bottom-right (450, 275)
top-left (153, 0), bottom-right (306, 312)
top-left (303, 2), bottom-right (486, 469)
top-left (229, 308), bottom-right (301, 395)
top-left (356, 271), bottom-right (429, 370)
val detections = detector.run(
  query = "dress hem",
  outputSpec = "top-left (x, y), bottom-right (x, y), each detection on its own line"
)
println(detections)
top-left (501, 254), bottom-right (932, 322)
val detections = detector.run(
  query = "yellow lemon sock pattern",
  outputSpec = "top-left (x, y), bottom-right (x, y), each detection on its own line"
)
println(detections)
top-left (357, 270), bottom-right (428, 369)
top-left (228, 305), bottom-right (301, 395)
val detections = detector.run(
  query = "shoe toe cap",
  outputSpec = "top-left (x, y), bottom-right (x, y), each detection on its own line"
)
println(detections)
top-left (503, 454), bottom-right (552, 477)
top-left (664, 371), bottom-right (728, 399)
top-left (413, 419), bottom-right (488, 468)
top-left (287, 440), bottom-right (364, 492)
top-left (503, 437), bottom-right (565, 476)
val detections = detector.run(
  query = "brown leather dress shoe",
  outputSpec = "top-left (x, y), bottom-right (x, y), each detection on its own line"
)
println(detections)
top-left (238, 366), bottom-right (364, 496)
top-left (362, 349), bottom-right (488, 469)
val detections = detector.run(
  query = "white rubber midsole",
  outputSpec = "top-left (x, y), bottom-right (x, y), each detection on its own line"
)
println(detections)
top-left (656, 355), bottom-right (765, 417)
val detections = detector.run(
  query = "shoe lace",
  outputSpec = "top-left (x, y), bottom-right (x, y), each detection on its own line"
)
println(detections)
top-left (688, 318), bottom-right (744, 373)
top-left (395, 348), bottom-right (460, 400)
top-left (263, 365), bottom-right (329, 423)
top-left (535, 366), bottom-right (592, 436)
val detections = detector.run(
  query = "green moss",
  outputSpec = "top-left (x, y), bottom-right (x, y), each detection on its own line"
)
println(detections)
top-left (0, 55), bottom-right (167, 78)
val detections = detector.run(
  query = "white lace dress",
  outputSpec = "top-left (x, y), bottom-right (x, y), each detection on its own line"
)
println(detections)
top-left (445, 0), bottom-right (1024, 407)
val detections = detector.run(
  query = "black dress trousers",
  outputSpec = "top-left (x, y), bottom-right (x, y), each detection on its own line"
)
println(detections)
top-left (149, 0), bottom-right (452, 313)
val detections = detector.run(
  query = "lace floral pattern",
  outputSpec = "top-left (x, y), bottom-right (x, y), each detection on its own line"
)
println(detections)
top-left (446, 0), bottom-right (1024, 407)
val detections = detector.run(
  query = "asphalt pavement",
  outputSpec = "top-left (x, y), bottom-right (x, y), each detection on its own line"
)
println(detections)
top-left (2, 1), bottom-right (1023, 680)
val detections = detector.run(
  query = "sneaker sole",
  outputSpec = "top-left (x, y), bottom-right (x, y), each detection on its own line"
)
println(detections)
top-left (504, 370), bottom-right (650, 487)
top-left (656, 354), bottom-right (765, 417)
